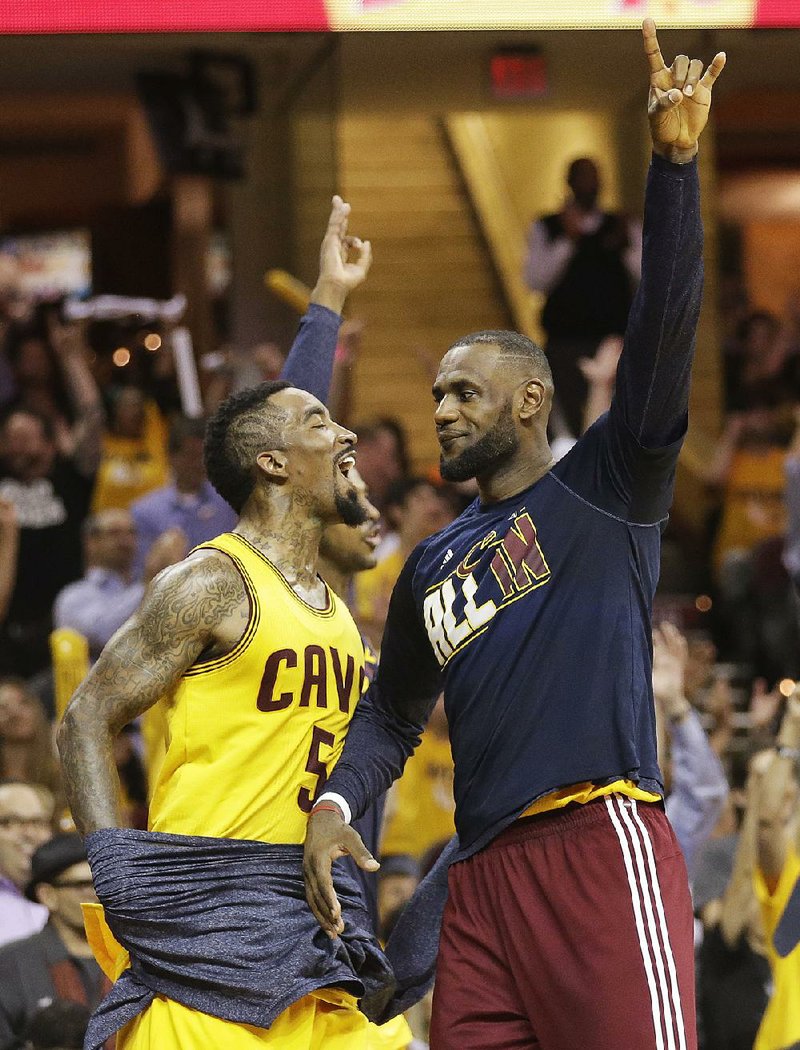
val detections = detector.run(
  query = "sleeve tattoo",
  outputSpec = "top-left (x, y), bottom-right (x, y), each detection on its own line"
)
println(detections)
top-left (57, 551), bottom-right (248, 836)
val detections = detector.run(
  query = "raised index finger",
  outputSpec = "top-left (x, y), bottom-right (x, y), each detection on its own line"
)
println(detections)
top-left (642, 18), bottom-right (667, 77)
top-left (325, 194), bottom-right (351, 241)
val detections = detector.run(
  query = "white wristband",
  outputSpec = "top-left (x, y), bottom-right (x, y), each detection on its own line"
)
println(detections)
top-left (315, 792), bottom-right (352, 825)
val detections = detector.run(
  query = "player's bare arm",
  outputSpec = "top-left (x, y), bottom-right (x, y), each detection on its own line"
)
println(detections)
top-left (643, 18), bottom-right (725, 161)
top-left (58, 550), bottom-right (248, 836)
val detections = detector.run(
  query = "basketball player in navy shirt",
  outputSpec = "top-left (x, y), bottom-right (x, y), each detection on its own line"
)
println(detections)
top-left (305, 22), bottom-right (726, 1049)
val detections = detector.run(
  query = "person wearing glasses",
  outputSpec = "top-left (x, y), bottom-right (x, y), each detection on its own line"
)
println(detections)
top-left (0, 781), bottom-right (52, 948)
top-left (0, 833), bottom-right (101, 1050)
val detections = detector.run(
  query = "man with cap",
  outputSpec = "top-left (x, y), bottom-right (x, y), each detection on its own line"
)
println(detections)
top-left (0, 833), bottom-right (103, 1050)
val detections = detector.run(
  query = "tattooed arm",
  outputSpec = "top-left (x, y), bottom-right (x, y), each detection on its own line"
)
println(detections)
top-left (57, 549), bottom-right (249, 836)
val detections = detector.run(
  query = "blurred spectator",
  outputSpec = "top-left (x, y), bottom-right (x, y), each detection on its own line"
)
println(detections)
top-left (0, 499), bottom-right (19, 626)
top-left (355, 478), bottom-right (453, 648)
top-left (353, 418), bottom-right (410, 521)
top-left (697, 753), bottom-right (772, 1050)
top-left (723, 309), bottom-right (800, 415)
top-left (22, 1000), bottom-right (89, 1050)
top-left (54, 509), bottom-right (188, 661)
top-left (0, 833), bottom-right (102, 1050)
top-left (652, 623), bottom-right (729, 883)
top-left (524, 157), bottom-right (641, 437)
top-left (0, 680), bottom-right (61, 802)
top-left (550, 335), bottom-right (623, 461)
top-left (0, 322), bottom-right (103, 677)
top-left (129, 416), bottom-right (236, 579)
top-left (782, 406), bottom-right (800, 590)
top-left (4, 316), bottom-right (78, 460)
top-left (0, 783), bottom-right (51, 947)
top-left (377, 854), bottom-right (420, 941)
top-left (91, 387), bottom-right (168, 512)
top-left (381, 697), bottom-right (455, 863)
top-left (749, 694), bottom-right (800, 1050)
top-left (52, 510), bottom-right (143, 662)
top-left (707, 410), bottom-right (796, 677)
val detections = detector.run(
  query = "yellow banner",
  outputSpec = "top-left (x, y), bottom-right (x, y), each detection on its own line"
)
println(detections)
top-left (328, 0), bottom-right (754, 31)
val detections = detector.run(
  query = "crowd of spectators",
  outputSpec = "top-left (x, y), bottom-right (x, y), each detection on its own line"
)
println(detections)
top-left (0, 172), bottom-right (797, 1048)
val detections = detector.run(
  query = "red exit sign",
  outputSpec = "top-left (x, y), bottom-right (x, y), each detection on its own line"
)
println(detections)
top-left (490, 50), bottom-right (548, 100)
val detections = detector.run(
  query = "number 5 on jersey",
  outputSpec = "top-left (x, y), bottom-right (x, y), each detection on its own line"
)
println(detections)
top-left (298, 725), bottom-right (336, 813)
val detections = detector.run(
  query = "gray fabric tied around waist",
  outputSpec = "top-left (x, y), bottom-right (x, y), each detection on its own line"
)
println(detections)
top-left (83, 827), bottom-right (397, 1049)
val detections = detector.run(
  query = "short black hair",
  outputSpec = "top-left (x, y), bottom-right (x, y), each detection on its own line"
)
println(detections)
top-left (384, 476), bottom-right (438, 512)
top-left (450, 330), bottom-right (553, 387)
top-left (168, 414), bottom-right (208, 456)
top-left (0, 405), bottom-right (57, 443)
top-left (23, 1000), bottom-right (90, 1049)
top-left (204, 380), bottom-right (292, 514)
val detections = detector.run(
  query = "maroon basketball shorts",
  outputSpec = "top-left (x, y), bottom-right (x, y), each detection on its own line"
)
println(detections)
top-left (430, 795), bottom-right (696, 1050)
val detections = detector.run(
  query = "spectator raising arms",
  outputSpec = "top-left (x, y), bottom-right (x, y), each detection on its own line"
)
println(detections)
top-left (0, 317), bottom-right (103, 679)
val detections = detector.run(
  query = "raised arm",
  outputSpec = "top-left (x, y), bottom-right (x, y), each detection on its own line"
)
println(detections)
top-left (612, 22), bottom-right (725, 449)
top-left (0, 498), bottom-right (18, 624)
top-left (280, 196), bottom-right (371, 406)
top-left (304, 548), bottom-right (442, 936)
top-left (57, 550), bottom-right (248, 836)
top-left (653, 623), bottom-right (728, 879)
top-left (48, 313), bottom-right (105, 477)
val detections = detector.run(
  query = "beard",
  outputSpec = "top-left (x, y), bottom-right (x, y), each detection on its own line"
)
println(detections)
top-left (334, 483), bottom-right (370, 526)
top-left (440, 401), bottom-right (519, 482)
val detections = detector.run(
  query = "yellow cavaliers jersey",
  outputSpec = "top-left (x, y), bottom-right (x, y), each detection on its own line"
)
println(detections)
top-left (149, 532), bottom-right (366, 845)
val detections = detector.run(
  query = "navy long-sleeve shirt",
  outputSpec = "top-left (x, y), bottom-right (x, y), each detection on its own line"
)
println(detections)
top-left (280, 302), bottom-right (341, 405)
top-left (324, 153), bottom-right (704, 860)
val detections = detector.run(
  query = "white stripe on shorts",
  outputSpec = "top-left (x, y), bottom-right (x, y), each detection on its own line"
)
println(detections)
top-left (629, 799), bottom-right (687, 1050)
top-left (605, 796), bottom-right (687, 1050)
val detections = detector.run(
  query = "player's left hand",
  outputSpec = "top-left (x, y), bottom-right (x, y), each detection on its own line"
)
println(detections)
top-left (303, 808), bottom-right (379, 938)
top-left (643, 19), bottom-right (726, 160)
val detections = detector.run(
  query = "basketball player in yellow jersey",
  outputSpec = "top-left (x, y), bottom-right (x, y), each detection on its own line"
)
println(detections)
top-left (58, 197), bottom-right (397, 1049)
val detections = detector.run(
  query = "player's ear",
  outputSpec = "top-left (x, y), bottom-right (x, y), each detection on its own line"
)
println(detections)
top-left (518, 378), bottom-right (546, 421)
top-left (256, 449), bottom-right (288, 481)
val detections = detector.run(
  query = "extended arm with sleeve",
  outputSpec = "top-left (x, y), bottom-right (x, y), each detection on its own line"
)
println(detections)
top-left (614, 154), bottom-right (703, 449)
top-left (279, 304), bottom-right (341, 403)
top-left (556, 154), bottom-right (703, 524)
top-left (322, 546), bottom-right (443, 821)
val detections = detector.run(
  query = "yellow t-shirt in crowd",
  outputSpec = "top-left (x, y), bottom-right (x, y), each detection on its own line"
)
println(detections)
top-left (754, 846), bottom-right (800, 1050)
top-left (149, 532), bottom-right (366, 844)
top-left (381, 729), bottom-right (455, 860)
top-left (713, 446), bottom-right (787, 574)
top-left (92, 400), bottom-right (169, 511)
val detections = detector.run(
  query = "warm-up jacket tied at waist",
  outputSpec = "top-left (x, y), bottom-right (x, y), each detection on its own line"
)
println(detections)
top-left (82, 827), bottom-right (453, 1050)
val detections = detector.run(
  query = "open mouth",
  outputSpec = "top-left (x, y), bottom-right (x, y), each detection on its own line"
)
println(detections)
top-left (361, 526), bottom-right (380, 549)
top-left (336, 452), bottom-right (357, 478)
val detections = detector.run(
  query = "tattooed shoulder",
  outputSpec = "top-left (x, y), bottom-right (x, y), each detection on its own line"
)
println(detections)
top-left (141, 548), bottom-right (250, 656)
